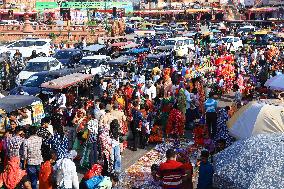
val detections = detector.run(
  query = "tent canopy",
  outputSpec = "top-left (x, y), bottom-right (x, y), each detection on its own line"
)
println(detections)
top-left (0, 95), bottom-right (41, 113)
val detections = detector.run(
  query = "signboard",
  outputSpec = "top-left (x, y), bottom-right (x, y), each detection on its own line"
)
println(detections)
top-left (36, 1), bottom-right (134, 13)
top-left (31, 101), bottom-right (45, 124)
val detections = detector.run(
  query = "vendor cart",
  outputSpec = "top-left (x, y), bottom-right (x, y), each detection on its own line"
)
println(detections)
top-left (0, 95), bottom-right (45, 134)
top-left (40, 73), bottom-right (93, 106)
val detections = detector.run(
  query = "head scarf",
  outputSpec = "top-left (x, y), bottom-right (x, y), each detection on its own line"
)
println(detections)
top-left (0, 157), bottom-right (26, 189)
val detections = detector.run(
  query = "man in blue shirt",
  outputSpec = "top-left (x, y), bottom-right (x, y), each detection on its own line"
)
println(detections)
top-left (197, 150), bottom-right (214, 189)
top-left (204, 92), bottom-right (218, 138)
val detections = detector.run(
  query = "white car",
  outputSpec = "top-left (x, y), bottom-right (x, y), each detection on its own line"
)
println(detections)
top-left (0, 38), bottom-right (54, 58)
top-left (222, 36), bottom-right (243, 50)
top-left (163, 37), bottom-right (195, 57)
top-left (16, 57), bottom-right (62, 85)
top-left (80, 55), bottom-right (110, 77)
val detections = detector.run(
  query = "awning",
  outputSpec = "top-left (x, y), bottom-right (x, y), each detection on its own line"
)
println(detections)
top-left (41, 73), bottom-right (93, 90)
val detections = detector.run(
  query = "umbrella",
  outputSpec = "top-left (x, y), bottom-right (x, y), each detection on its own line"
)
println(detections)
top-left (213, 133), bottom-right (284, 189)
top-left (227, 101), bottom-right (284, 140)
top-left (264, 74), bottom-right (284, 91)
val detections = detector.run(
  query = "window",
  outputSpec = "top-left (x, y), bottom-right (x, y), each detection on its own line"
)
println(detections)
top-left (80, 59), bottom-right (101, 68)
top-left (35, 41), bottom-right (47, 46)
top-left (164, 40), bottom-right (176, 46)
top-left (50, 60), bottom-right (59, 67)
top-left (177, 40), bottom-right (184, 47)
top-left (185, 39), bottom-right (193, 45)
top-left (24, 62), bottom-right (49, 72)
top-left (234, 38), bottom-right (239, 42)
top-left (54, 51), bottom-right (73, 59)
top-left (9, 41), bottom-right (36, 48)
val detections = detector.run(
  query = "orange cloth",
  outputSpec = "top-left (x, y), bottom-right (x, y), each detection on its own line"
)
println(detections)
top-left (39, 161), bottom-right (53, 189)
top-left (0, 157), bottom-right (27, 189)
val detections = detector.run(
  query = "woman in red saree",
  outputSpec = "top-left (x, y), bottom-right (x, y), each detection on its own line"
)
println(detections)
top-left (39, 151), bottom-right (57, 189)
top-left (0, 157), bottom-right (31, 189)
top-left (166, 104), bottom-right (185, 137)
top-left (195, 80), bottom-right (205, 115)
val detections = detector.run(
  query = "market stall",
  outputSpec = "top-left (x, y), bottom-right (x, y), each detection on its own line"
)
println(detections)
top-left (119, 139), bottom-right (201, 188)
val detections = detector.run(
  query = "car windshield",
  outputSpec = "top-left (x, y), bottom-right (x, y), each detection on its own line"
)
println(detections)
top-left (54, 51), bottom-right (73, 59)
top-left (8, 41), bottom-right (35, 48)
top-left (24, 62), bottom-right (49, 72)
top-left (23, 75), bottom-right (56, 87)
top-left (80, 59), bottom-right (101, 68)
top-left (163, 40), bottom-right (176, 46)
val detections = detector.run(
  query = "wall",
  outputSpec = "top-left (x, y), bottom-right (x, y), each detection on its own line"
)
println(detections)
top-left (0, 24), bottom-right (107, 44)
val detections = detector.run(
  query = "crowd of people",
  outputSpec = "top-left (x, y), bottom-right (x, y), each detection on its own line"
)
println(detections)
top-left (0, 22), bottom-right (283, 189)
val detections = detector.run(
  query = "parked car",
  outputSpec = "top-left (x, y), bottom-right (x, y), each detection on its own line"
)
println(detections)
top-left (15, 57), bottom-right (62, 85)
top-left (10, 67), bottom-right (87, 96)
top-left (53, 48), bottom-right (83, 66)
top-left (157, 37), bottom-right (194, 57)
top-left (0, 38), bottom-right (54, 58)
top-left (80, 55), bottom-right (111, 76)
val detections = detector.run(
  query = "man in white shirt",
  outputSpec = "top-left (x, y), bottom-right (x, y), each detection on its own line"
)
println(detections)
top-left (144, 80), bottom-right (156, 100)
top-left (49, 92), bottom-right (67, 108)
top-left (54, 150), bottom-right (79, 189)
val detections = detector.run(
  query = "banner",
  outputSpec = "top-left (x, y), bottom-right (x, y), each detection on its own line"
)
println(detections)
top-left (36, 1), bottom-right (134, 13)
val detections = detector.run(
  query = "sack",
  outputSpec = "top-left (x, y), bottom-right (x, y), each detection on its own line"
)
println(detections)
top-left (84, 175), bottom-right (104, 189)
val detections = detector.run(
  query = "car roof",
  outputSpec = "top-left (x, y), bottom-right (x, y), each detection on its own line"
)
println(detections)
top-left (28, 57), bottom-right (58, 63)
top-left (31, 67), bottom-right (86, 77)
top-left (240, 25), bottom-right (255, 28)
top-left (19, 38), bottom-right (51, 42)
top-left (56, 48), bottom-right (81, 52)
top-left (82, 55), bottom-right (109, 60)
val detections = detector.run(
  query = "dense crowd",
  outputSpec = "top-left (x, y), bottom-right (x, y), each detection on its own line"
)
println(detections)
top-left (0, 23), bottom-right (283, 189)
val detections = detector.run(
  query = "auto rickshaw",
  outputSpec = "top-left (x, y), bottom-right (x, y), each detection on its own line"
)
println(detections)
top-left (41, 73), bottom-right (94, 102)
top-left (104, 56), bottom-right (138, 79)
top-left (0, 95), bottom-right (45, 134)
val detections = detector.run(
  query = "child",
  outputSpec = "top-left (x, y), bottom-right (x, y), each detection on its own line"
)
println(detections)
top-left (203, 133), bottom-right (215, 154)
